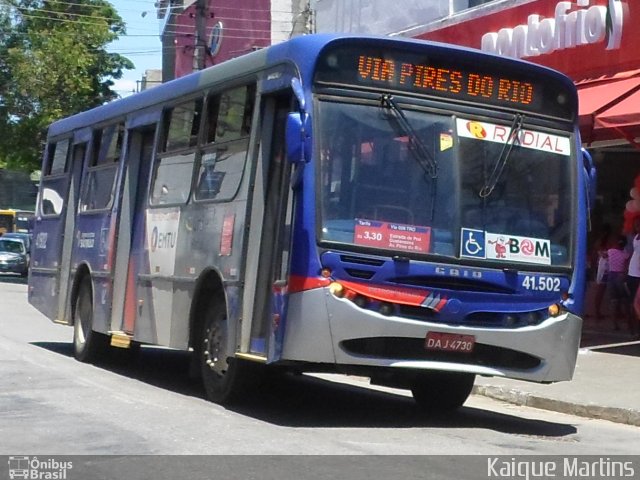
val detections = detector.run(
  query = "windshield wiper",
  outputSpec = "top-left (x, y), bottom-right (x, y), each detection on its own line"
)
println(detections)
top-left (479, 113), bottom-right (525, 198)
top-left (380, 94), bottom-right (438, 179)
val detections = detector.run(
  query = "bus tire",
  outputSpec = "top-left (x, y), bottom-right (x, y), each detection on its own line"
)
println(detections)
top-left (73, 280), bottom-right (108, 363)
top-left (410, 372), bottom-right (475, 412)
top-left (199, 295), bottom-right (255, 404)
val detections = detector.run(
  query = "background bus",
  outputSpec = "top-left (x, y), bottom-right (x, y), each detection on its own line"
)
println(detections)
top-left (0, 209), bottom-right (35, 235)
top-left (28, 34), bottom-right (593, 411)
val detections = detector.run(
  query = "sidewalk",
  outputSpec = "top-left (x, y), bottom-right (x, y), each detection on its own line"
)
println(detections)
top-left (474, 313), bottom-right (640, 426)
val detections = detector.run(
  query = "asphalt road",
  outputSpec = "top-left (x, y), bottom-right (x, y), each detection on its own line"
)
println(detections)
top-left (0, 274), bottom-right (638, 477)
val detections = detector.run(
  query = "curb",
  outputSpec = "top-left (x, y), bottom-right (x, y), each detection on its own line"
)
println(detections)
top-left (473, 384), bottom-right (640, 427)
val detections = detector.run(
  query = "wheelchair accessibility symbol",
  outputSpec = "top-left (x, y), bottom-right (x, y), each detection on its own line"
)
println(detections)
top-left (461, 229), bottom-right (486, 258)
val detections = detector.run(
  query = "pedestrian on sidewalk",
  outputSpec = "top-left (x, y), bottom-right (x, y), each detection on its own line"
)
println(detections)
top-left (627, 218), bottom-right (640, 336)
top-left (592, 223), bottom-right (613, 320)
top-left (607, 234), bottom-right (632, 331)
top-left (631, 289), bottom-right (640, 338)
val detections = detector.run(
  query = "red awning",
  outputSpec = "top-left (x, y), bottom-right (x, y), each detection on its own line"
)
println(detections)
top-left (577, 73), bottom-right (640, 145)
top-left (597, 89), bottom-right (640, 128)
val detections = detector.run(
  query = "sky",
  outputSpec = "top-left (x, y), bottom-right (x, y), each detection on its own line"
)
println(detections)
top-left (107, 0), bottom-right (165, 97)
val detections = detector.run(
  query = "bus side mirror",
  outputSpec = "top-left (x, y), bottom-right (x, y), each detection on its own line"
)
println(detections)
top-left (582, 148), bottom-right (596, 209)
top-left (286, 112), bottom-right (311, 164)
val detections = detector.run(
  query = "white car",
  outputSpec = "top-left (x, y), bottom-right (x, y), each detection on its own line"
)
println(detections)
top-left (0, 237), bottom-right (29, 277)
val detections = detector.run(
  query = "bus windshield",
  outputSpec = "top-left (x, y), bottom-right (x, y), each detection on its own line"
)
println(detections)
top-left (318, 100), bottom-right (573, 268)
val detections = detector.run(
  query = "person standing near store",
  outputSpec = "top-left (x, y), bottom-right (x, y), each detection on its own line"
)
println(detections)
top-left (628, 218), bottom-right (640, 335)
top-left (607, 235), bottom-right (631, 331)
top-left (592, 223), bottom-right (613, 320)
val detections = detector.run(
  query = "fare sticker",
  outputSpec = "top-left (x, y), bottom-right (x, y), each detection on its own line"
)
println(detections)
top-left (354, 219), bottom-right (431, 253)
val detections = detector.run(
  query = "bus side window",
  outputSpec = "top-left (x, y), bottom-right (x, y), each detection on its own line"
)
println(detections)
top-left (151, 152), bottom-right (197, 205)
top-left (195, 84), bottom-right (255, 202)
top-left (150, 99), bottom-right (203, 206)
top-left (195, 144), bottom-right (247, 201)
top-left (79, 124), bottom-right (123, 212)
top-left (205, 85), bottom-right (255, 145)
top-left (204, 94), bottom-right (220, 144)
top-left (164, 98), bottom-right (203, 151)
top-left (46, 139), bottom-right (70, 177)
top-left (38, 138), bottom-right (71, 217)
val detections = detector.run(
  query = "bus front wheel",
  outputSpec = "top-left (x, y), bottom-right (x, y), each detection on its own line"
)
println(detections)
top-left (73, 280), bottom-right (108, 363)
top-left (410, 372), bottom-right (475, 411)
top-left (199, 295), bottom-right (256, 404)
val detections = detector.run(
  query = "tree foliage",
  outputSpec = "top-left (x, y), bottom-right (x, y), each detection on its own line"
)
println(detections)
top-left (0, 0), bottom-right (134, 172)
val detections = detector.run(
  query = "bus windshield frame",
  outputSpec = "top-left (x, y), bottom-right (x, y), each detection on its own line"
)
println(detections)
top-left (315, 95), bottom-right (576, 271)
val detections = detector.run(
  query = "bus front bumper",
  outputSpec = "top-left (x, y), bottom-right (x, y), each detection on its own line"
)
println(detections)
top-left (281, 288), bottom-right (582, 383)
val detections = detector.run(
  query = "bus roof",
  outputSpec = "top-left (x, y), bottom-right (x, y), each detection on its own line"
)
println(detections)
top-left (47, 34), bottom-right (577, 139)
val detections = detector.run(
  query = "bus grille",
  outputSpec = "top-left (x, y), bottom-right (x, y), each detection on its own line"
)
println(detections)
top-left (340, 337), bottom-right (541, 370)
top-left (345, 268), bottom-right (376, 280)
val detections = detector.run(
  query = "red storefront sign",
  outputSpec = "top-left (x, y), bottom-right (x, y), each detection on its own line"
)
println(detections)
top-left (415, 0), bottom-right (634, 82)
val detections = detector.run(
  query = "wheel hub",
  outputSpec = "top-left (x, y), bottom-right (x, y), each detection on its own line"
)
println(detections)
top-left (204, 323), bottom-right (228, 376)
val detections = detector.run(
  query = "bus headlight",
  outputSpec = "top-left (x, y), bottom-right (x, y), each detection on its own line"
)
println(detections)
top-left (329, 282), bottom-right (344, 297)
top-left (548, 304), bottom-right (561, 317)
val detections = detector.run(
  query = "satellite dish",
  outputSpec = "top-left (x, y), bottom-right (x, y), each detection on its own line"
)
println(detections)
top-left (209, 21), bottom-right (224, 57)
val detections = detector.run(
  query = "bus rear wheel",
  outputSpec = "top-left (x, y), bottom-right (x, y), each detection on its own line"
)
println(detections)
top-left (73, 280), bottom-right (108, 363)
top-left (199, 295), bottom-right (256, 404)
top-left (410, 372), bottom-right (475, 412)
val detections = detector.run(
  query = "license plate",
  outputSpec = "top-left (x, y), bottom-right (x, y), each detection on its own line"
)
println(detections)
top-left (425, 332), bottom-right (475, 353)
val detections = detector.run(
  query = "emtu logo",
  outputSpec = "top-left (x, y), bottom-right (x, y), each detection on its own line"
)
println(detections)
top-left (481, 0), bottom-right (626, 59)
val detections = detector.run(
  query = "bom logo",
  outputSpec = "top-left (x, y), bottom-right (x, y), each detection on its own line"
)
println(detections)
top-left (486, 232), bottom-right (551, 265)
top-left (509, 237), bottom-right (550, 258)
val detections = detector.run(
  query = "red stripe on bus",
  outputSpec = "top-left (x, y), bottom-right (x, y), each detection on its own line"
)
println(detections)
top-left (288, 275), bottom-right (331, 293)
top-left (338, 279), bottom-right (430, 307)
top-left (435, 297), bottom-right (448, 312)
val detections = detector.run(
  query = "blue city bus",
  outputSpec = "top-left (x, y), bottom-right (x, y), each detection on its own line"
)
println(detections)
top-left (28, 34), bottom-right (593, 410)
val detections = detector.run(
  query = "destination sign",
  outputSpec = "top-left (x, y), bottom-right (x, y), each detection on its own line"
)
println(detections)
top-left (356, 55), bottom-right (535, 108)
top-left (314, 43), bottom-right (576, 119)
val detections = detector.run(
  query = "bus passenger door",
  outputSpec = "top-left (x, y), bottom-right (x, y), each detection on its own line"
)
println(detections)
top-left (110, 127), bottom-right (156, 337)
top-left (56, 142), bottom-right (87, 323)
top-left (242, 94), bottom-right (293, 360)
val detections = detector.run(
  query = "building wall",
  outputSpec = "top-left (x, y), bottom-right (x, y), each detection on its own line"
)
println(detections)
top-left (312, 0), bottom-right (491, 35)
top-left (272, 0), bottom-right (309, 43)
top-left (173, 0), bottom-right (271, 78)
top-left (141, 69), bottom-right (163, 91)
top-left (163, 0), bottom-right (307, 80)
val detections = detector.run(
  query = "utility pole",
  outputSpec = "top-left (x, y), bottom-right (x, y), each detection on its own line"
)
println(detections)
top-left (193, 0), bottom-right (207, 71)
